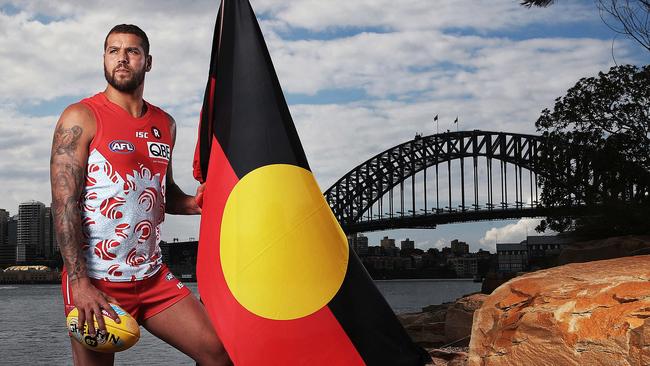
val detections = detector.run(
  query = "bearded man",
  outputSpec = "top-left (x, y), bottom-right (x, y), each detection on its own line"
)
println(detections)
top-left (50, 24), bottom-right (232, 366)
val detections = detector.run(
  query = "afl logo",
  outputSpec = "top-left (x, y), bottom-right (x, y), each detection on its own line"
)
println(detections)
top-left (109, 140), bottom-right (135, 154)
top-left (147, 142), bottom-right (170, 161)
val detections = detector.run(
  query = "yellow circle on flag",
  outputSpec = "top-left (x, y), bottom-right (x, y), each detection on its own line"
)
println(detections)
top-left (220, 164), bottom-right (349, 320)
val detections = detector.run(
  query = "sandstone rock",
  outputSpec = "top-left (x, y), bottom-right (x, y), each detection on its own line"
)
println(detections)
top-left (399, 311), bottom-right (447, 347)
top-left (422, 302), bottom-right (453, 320)
top-left (445, 293), bottom-right (488, 346)
top-left (469, 255), bottom-right (650, 366)
top-left (400, 294), bottom-right (487, 349)
top-left (426, 348), bottom-right (468, 366)
top-left (558, 235), bottom-right (650, 265)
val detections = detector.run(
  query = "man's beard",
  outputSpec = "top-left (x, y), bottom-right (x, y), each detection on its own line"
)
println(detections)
top-left (104, 65), bottom-right (146, 92)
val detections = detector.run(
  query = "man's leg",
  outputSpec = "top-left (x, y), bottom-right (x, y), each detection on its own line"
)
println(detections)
top-left (142, 294), bottom-right (232, 366)
top-left (70, 339), bottom-right (115, 366)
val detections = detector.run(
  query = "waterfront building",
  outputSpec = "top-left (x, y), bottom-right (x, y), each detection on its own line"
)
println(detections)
top-left (159, 240), bottom-right (198, 280)
top-left (17, 201), bottom-right (45, 262)
top-left (496, 243), bottom-right (528, 272)
top-left (362, 256), bottom-right (412, 272)
top-left (347, 233), bottom-right (369, 256)
top-left (1, 216), bottom-right (18, 266)
top-left (450, 239), bottom-right (470, 255)
top-left (367, 246), bottom-right (382, 256)
top-left (43, 206), bottom-right (57, 259)
top-left (0, 209), bottom-right (8, 247)
top-left (526, 235), bottom-right (571, 259)
top-left (380, 236), bottom-right (396, 249)
top-left (400, 238), bottom-right (415, 251)
top-left (411, 255), bottom-right (423, 269)
top-left (0, 265), bottom-right (60, 283)
top-left (447, 255), bottom-right (478, 278)
top-left (0, 211), bottom-right (15, 267)
top-left (441, 246), bottom-right (452, 256)
top-left (8, 215), bottom-right (17, 246)
top-left (496, 235), bottom-right (574, 273)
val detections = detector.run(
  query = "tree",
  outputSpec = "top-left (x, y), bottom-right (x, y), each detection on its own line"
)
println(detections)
top-left (535, 64), bottom-right (650, 237)
top-left (521, 0), bottom-right (650, 53)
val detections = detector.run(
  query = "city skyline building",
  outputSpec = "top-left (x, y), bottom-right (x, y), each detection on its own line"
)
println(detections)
top-left (348, 233), bottom-right (369, 257)
top-left (496, 235), bottom-right (571, 273)
top-left (1, 215), bottom-right (19, 265)
top-left (0, 210), bottom-right (13, 266)
top-left (496, 243), bottom-right (528, 273)
top-left (400, 238), bottom-right (415, 251)
top-left (380, 236), bottom-right (396, 249)
top-left (8, 215), bottom-right (17, 245)
top-left (0, 208), bottom-right (8, 247)
top-left (447, 255), bottom-right (478, 278)
top-left (450, 239), bottom-right (470, 256)
top-left (43, 206), bottom-right (57, 259)
top-left (17, 201), bottom-right (45, 262)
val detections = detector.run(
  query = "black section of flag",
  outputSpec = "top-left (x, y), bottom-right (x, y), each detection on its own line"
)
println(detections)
top-left (197, 5), bottom-right (222, 181)
top-left (202, 0), bottom-right (309, 179)
top-left (328, 251), bottom-right (432, 365)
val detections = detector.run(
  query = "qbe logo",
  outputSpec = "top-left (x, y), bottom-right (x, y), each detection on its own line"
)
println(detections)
top-left (147, 142), bottom-right (171, 161)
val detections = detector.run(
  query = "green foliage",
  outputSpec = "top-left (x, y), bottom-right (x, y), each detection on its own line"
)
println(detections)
top-left (535, 64), bottom-right (650, 237)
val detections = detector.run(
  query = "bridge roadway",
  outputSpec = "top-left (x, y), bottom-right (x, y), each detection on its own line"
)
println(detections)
top-left (341, 205), bottom-right (593, 234)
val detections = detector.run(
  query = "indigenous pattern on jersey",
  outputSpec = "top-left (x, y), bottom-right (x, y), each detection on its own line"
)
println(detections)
top-left (80, 93), bottom-right (172, 282)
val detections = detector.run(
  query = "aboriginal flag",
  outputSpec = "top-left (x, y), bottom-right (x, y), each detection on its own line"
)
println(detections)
top-left (194, 1), bottom-right (431, 365)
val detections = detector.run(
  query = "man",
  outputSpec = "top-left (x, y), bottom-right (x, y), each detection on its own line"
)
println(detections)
top-left (50, 24), bottom-right (232, 366)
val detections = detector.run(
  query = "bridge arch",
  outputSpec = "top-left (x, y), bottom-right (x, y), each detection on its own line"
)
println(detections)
top-left (324, 130), bottom-right (552, 232)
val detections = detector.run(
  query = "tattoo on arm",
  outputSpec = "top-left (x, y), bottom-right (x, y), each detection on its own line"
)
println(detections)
top-left (52, 125), bottom-right (82, 158)
top-left (50, 123), bottom-right (87, 281)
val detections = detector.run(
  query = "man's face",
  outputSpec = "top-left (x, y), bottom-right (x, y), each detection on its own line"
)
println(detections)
top-left (103, 33), bottom-right (150, 93)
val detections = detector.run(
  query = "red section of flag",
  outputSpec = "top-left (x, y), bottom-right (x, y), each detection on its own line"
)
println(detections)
top-left (196, 138), bottom-right (365, 365)
top-left (193, 76), bottom-right (217, 183)
top-left (192, 138), bottom-right (203, 183)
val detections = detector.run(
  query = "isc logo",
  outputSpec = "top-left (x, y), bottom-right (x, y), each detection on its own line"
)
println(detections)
top-left (109, 140), bottom-right (135, 153)
top-left (147, 142), bottom-right (171, 161)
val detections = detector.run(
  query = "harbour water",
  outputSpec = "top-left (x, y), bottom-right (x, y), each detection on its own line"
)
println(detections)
top-left (0, 280), bottom-right (481, 365)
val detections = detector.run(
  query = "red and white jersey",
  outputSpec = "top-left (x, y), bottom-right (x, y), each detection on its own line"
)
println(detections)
top-left (80, 93), bottom-right (172, 282)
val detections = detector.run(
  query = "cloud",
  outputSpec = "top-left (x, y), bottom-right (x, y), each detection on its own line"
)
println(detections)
top-left (432, 238), bottom-right (448, 250)
top-left (0, 0), bottom-right (644, 244)
top-left (254, 0), bottom-right (593, 32)
top-left (0, 107), bottom-right (56, 210)
top-left (479, 218), bottom-right (557, 250)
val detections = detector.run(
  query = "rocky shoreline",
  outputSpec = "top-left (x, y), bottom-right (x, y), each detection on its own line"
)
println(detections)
top-left (398, 293), bottom-right (486, 365)
top-left (400, 235), bottom-right (650, 366)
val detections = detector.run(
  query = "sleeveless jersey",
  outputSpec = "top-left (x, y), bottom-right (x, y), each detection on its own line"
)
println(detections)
top-left (79, 93), bottom-right (172, 282)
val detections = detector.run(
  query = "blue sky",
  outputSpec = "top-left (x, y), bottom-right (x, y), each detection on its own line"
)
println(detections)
top-left (0, 0), bottom-right (647, 251)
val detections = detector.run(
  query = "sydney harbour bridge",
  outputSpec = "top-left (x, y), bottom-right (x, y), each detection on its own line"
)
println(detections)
top-left (324, 130), bottom-right (587, 234)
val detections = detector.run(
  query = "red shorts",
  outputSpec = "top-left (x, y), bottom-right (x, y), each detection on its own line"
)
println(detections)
top-left (62, 264), bottom-right (192, 323)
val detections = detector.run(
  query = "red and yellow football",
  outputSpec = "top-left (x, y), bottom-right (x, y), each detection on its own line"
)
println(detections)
top-left (66, 303), bottom-right (140, 353)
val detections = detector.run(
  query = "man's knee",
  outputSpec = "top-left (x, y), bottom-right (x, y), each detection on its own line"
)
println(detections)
top-left (70, 338), bottom-right (115, 366)
top-left (194, 333), bottom-right (232, 366)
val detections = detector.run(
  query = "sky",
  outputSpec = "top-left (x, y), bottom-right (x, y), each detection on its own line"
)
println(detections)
top-left (0, 0), bottom-right (647, 252)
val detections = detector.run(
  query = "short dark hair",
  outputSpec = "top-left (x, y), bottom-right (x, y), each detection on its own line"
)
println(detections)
top-left (104, 24), bottom-right (150, 55)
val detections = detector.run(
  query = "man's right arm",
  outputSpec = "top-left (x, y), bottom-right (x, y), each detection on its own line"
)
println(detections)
top-left (51, 104), bottom-right (90, 282)
top-left (50, 103), bottom-right (119, 336)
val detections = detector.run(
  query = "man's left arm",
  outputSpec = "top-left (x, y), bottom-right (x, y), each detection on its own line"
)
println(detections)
top-left (164, 113), bottom-right (203, 215)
